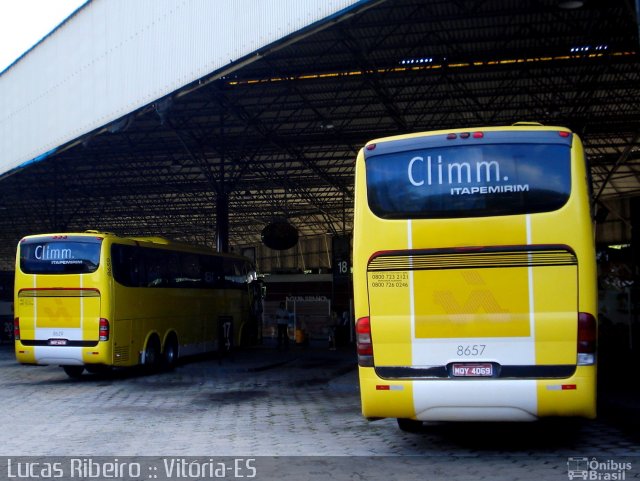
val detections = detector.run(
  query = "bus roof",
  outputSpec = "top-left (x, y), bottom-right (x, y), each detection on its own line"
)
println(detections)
top-left (363, 124), bottom-right (573, 150)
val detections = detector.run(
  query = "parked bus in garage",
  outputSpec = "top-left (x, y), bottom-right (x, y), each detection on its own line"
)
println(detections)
top-left (14, 231), bottom-right (257, 377)
top-left (353, 124), bottom-right (598, 429)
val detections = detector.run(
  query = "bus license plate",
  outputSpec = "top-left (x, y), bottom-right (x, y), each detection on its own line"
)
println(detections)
top-left (452, 363), bottom-right (493, 377)
top-left (49, 339), bottom-right (68, 346)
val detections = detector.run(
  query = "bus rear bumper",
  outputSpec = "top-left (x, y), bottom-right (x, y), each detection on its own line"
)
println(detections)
top-left (15, 343), bottom-right (111, 366)
top-left (358, 365), bottom-right (597, 421)
top-left (412, 381), bottom-right (538, 421)
top-left (33, 346), bottom-right (84, 366)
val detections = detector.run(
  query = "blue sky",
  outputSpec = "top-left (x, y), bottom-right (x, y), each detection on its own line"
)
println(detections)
top-left (0, 0), bottom-right (87, 72)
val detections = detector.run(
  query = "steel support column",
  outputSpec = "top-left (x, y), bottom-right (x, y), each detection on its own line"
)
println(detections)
top-left (216, 192), bottom-right (229, 253)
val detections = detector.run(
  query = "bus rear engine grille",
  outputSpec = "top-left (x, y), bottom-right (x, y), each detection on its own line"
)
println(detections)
top-left (368, 247), bottom-right (577, 272)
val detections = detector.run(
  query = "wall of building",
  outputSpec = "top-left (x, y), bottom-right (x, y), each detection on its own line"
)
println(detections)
top-left (0, 0), bottom-right (364, 176)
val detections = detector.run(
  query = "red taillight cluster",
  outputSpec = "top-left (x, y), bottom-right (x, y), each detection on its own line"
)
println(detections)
top-left (577, 312), bottom-right (597, 365)
top-left (99, 318), bottom-right (110, 341)
top-left (14, 318), bottom-right (20, 340)
top-left (356, 317), bottom-right (374, 367)
top-left (446, 132), bottom-right (484, 140)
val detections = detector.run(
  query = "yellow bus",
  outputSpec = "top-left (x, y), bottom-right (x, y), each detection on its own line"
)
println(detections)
top-left (14, 231), bottom-right (257, 378)
top-left (353, 124), bottom-right (598, 429)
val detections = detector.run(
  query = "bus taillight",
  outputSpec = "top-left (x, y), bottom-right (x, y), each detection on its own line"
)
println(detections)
top-left (356, 317), bottom-right (374, 367)
top-left (577, 312), bottom-right (597, 365)
top-left (99, 318), bottom-right (110, 341)
top-left (447, 131), bottom-right (484, 140)
top-left (14, 318), bottom-right (20, 340)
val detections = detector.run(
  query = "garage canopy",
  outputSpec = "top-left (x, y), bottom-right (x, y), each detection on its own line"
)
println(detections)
top-left (0, 0), bottom-right (638, 268)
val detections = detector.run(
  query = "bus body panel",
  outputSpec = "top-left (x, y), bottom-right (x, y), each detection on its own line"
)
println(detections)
top-left (109, 286), bottom-right (246, 366)
top-left (358, 366), bottom-right (416, 419)
top-left (537, 366), bottom-right (597, 418)
top-left (112, 318), bottom-right (133, 366)
top-left (15, 270), bottom-right (108, 365)
top-left (354, 126), bottom-right (597, 422)
top-left (368, 253), bottom-right (578, 367)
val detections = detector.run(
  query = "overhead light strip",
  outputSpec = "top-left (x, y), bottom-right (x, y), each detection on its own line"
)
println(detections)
top-left (226, 50), bottom-right (636, 87)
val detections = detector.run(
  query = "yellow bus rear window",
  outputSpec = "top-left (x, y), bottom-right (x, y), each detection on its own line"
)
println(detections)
top-left (366, 142), bottom-right (571, 219)
top-left (20, 237), bottom-right (102, 274)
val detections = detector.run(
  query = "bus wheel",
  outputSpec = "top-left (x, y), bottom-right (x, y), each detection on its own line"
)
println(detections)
top-left (397, 418), bottom-right (423, 433)
top-left (163, 335), bottom-right (179, 370)
top-left (144, 336), bottom-right (161, 372)
top-left (62, 366), bottom-right (84, 379)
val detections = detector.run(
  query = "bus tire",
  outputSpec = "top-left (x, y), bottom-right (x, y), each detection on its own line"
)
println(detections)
top-left (397, 418), bottom-right (423, 433)
top-left (144, 335), bottom-right (161, 372)
top-left (62, 365), bottom-right (84, 379)
top-left (163, 334), bottom-right (179, 370)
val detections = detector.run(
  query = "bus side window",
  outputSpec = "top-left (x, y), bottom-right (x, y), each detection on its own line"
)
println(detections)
top-left (179, 254), bottom-right (202, 287)
top-left (223, 258), bottom-right (245, 289)
top-left (167, 253), bottom-right (180, 286)
top-left (112, 244), bottom-right (140, 287)
top-left (143, 249), bottom-right (167, 287)
top-left (202, 255), bottom-right (224, 288)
